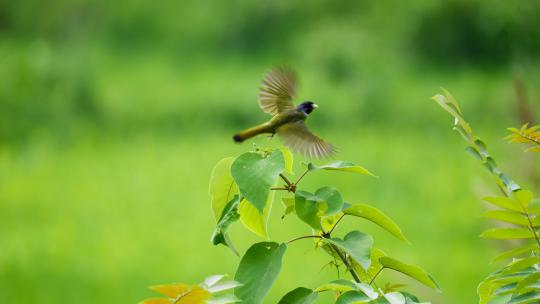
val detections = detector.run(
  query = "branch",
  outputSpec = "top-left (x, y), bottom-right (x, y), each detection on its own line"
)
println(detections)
top-left (285, 235), bottom-right (322, 244)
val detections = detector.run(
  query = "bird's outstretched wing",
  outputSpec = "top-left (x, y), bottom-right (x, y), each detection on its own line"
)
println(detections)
top-left (258, 67), bottom-right (297, 115)
top-left (277, 121), bottom-right (335, 159)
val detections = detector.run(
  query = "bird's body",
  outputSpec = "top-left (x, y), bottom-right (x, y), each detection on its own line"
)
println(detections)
top-left (233, 67), bottom-right (335, 159)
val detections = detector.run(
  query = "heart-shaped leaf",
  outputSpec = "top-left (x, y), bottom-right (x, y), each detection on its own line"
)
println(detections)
top-left (209, 157), bottom-right (239, 220)
top-left (343, 204), bottom-right (409, 243)
top-left (325, 231), bottom-right (373, 270)
top-left (277, 287), bottom-right (317, 304)
top-left (295, 187), bottom-right (344, 230)
top-left (231, 151), bottom-right (285, 212)
top-left (234, 242), bottom-right (287, 304)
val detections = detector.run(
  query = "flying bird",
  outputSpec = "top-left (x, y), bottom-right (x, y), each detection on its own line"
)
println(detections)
top-left (233, 67), bottom-right (335, 159)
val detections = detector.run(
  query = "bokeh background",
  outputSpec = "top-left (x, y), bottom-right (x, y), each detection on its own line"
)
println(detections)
top-left (1, 1), bottom-right (540, 303)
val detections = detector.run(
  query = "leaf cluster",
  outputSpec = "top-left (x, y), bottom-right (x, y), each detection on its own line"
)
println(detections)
top-left (433, 90), bottom-right (540, 304)
top-left (506, 124), bottom-right (540, 153)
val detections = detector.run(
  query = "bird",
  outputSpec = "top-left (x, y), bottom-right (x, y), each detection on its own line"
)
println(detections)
top-left (233, 67), bottom-right (335, 159)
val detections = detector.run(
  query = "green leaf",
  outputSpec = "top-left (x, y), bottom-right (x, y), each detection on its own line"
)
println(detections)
top-left (281, 197), bottom-right (295, 218)
top-left (379, 256), bottom-right (440, 291)
top-left (483, 210), bottom-right (530, 226)
top-left (343, 204), bottom-right (409, 243)
top-left (335, 290), bottom-right (371, 304)
top-left (480, 228), bottom-right (535, 239)
top-left (354, 248), bottom-right (387, 282)
top-left (325, 231), bottom-right (373, 270)
top-left (483, 196), bottom-right (523, 212)
top-left (514, 190), bottom-right (533, 209)
top-left (308, 161), bottom-right (375, 177)
top-left (234, 242), bottom-right (287, 304)
top-left (211, 195), bottom-right (241, 255)
top-left (515, 272), bottom-right (540, 294)
top-left (503, 257), bottom-right (540, 274)
top-left (384, 292), bottom-right (406, 304)
top-left (231, 151), bottom-right (285, 212)
top-left (277, 287), bottom-right (317, 304)
top-left (238, 191), bottom-right (275, 238)
top-left (314, 279), bottom-right (356, 292)
top-left (280, 147), bottom-right (294, 175)
top-left (509, 291), bottom-right (540, 304)
top-left (295, 187), bottom-right (344, 230)
top-left (209, 157), bottom-right (239, 220)
top-left (492, 244), bottom-right (538, 263)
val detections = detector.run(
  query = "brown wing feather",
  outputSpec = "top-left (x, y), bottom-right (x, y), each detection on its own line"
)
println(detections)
top-left (277, 121), bottom-right (335, 159)
top-left (258, 67), bottom-right (297, 115)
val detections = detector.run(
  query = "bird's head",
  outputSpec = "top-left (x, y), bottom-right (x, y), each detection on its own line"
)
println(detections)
top-left (297, 101), bottom-right (318, 114)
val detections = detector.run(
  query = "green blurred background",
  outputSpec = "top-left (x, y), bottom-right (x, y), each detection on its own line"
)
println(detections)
top-left (1, 1), bottom-right (540, 303)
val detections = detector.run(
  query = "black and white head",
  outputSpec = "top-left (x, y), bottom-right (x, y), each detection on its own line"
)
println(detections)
top-left (296, 101), bottom-right (318, 114)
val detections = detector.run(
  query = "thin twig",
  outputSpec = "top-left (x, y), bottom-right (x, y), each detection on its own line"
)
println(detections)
top-left (294, 169), bottom-right (310, 185)
top-left (327, 214), bottom-right (346, 235)
top-left (330, 243), bottom-right (361, 283)
top-left (369, 267), bottom-right (385, 285)
top-left (285, 235), bottom-right (322, 244)
top-left (271, 187), bottom-right (289, 191)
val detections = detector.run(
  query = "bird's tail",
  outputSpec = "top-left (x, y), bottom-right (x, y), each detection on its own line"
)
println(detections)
top-left (233, 123), bottom-right (271, 143)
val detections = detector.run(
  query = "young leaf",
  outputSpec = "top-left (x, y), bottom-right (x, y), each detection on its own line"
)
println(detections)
top-left (314, 279), bottom-right (357, 292)
top-left (295, 187), bottom-right (344, 230)
top-left (234, 242), bottom-right (287, 304)
top-left (209, 157), bottom-right (239, 220)
top-left (238, 191), bottom-right (275, 238)
top-left (307, 161), bottom-right (375, 177)
top-left (480, 228), bottom-right (535, 239)
top-left (483, 196), bottom-right (523, 212)
top-left (281, 197), bottom-right (295, 218)
top-left (231, 151), bottom-right (285, 212)
top-left (211, 195), bottom-right (241, 255)
top-left (145, 285), bottom-right (211, 304)
top-left (514, 190), bottom-right (533, 209)
top-left (343, 204), bottom-right (409, 243)
top-left (492, 244), bottom-right (539, 263)
top-left (150, 283), bottom-right (190, 298)
top-left (280, 147), bottom-right (294, 174)
top-left (325, 231), bottom-right (373, 270)
top-left (483, 210), bottom-right (530, 226)
top-left (277, 287), bottom-right (317, 304)
top-left (335, 290), bottom-right (371, 304)
top-left (379, 257), bottom-right (440, 291)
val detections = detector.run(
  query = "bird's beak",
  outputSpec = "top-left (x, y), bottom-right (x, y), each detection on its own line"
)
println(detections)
top-left (313, 103), bottom-right (319, 109)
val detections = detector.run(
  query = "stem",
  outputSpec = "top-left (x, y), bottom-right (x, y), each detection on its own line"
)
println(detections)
top-left (285, 235), bottom-right (322, 244)
top-left (327, 214), bottom-right (346, 235)
top-left (271, 187), bottom-right (289, 191)
top-left (294, 169), bottom-right (310, 185)
top-left (369, 267), bottom-right (384, 285)
top-left (330, 243), bottom-right (361, 283)
top-left (279, 173), bottom-right (293, 186)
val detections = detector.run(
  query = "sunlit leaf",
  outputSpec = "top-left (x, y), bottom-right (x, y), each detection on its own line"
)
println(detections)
top-left (384, 292), bottom-right (406, 304)
top-left (231, 151), bottom-right (285, 212)
top-left (354, 248), bottom-right (387, 282)
top-left (239, 191), bottom-right (275, 238)
top-left (308, 161), bottom-right (376, 177)
top-left (150, 283), bottom-right (190, 298)
top-left (514, 190), bottom-right (533, 209)
top-left (206, 280), bottom-right (242, 293)
top-left (209, 157), bottom-right (239, 220)
top-left (281, 197), bottom-right (295, 218)
top-left (315, 279), bottom-right (357, 292)
top-left (203, 275), bottom-right (225, 288)
top-left (503, 257), bottom-right (540, 274)
top-left (206, 294), bottom-right (242, 304)
top-left (480, 228), bottom-right (535, 239)
top-left (280, 147), bottom-right (294, 174)
top-left (379, 257), bottom-right (440, 291)
top-left (277, 287), bottom-right (317, 304)
top-left (140, 298), bottom-right (172, 304)
top-left (492, 244), bottom-right (538, 263)
top-left (483, 210), bottom-right (530, 226)
top-left (234, 242), bottom-right (286, 304)
top-left (343, 204), bottom-right (409, 243)
top-left (483, 196), bottom-right (523, 212)
top-left (325, 231), bottom-right (373, 270)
